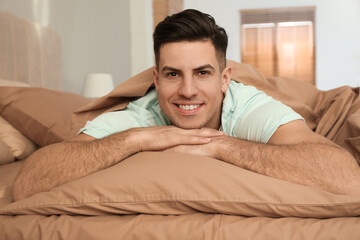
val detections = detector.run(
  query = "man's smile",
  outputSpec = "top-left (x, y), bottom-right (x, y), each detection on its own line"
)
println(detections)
top-left (174, 103), bottom-right (204, 114)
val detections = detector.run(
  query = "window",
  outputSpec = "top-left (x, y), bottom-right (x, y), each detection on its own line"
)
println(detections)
top-left (240, 7), bottom-right (316, 84)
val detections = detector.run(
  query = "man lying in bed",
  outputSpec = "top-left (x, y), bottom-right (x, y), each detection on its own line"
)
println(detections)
top-left (13, 9), bottom-right (360, 201)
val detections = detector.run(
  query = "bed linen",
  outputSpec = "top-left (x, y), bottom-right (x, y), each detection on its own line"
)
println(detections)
top-left (1, 153), bottom-right (360, 240)
top-left (1, 212), bottom-right (360, 240)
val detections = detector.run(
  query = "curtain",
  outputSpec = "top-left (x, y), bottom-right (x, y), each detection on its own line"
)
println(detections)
top-left (241, 7), bottom-right (315, 84)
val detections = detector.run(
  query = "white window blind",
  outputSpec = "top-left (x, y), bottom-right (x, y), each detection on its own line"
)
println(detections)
top-left (240, 7), bottom-right (316, 84)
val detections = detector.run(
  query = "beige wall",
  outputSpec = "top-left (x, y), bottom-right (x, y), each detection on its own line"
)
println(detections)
top-left (49, 0), bottom-right (131, 94)
top-left (129, 0), bottom-right (154, 77)
top-left (0, 0), bottom-right (133, 94)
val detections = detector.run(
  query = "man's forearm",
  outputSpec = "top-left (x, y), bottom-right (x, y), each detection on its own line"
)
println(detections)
top-left (13, 130), bottom-right (138, 201)
top-left (215, 137), bottom-right (360, 195)
top-left (13, 126), bottom-right (224, 201)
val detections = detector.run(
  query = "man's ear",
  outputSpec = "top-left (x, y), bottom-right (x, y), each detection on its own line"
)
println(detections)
top-left (221, 66), bottom-right (232, 93)
top-left (153, 67), bottom-right (159, 90)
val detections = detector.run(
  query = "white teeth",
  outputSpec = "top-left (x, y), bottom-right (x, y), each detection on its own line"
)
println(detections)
top-left (178, 104), bottom-right (201, 110)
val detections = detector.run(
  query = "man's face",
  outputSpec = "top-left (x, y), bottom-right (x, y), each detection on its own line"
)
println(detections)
top-left (153, 40), bottom-right (231, 129)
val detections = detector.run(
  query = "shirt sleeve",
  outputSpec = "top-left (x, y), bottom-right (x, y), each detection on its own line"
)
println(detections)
top-left (232, 93), bottom-right (304, 143)
top-left (234, 96), bottom-right (303, 143)
top-left (78, 89), bottom-right (166, 139)
top-left (78, 110), bottom-right (143, 139)
top-left (220, 81), bottom-right (304, 144)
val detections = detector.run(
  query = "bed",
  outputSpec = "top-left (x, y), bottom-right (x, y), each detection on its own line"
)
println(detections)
top-left (1, 10), bottom-right (360, 239)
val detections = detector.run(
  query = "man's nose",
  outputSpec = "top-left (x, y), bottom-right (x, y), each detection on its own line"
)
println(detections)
top-left (178, 75), bottom-right (199, 98)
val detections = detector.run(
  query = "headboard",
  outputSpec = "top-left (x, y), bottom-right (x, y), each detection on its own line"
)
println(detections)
top-left (0, 10), bottom-right (63, 90)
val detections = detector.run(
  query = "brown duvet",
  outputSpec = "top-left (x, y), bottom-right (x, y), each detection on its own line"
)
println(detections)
top-left (0, 61), bottom-right (360, 239)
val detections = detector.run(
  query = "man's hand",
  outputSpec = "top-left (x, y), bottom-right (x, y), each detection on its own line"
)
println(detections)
top-left (163, 135), bottom-right (226, 158)
top-left (128, 126), bottom-right (225, 152)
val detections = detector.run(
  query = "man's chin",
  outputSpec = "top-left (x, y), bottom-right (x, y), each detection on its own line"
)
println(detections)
top-left (172, 122), bottom-right (204, 129)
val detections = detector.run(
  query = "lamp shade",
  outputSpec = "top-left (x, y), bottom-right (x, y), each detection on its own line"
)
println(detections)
top-left (82, 73), bottom-right (114, 98)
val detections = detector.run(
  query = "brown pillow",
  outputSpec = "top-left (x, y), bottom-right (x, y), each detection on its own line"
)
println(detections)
top-left (0, 140), bottom-right (13, 165)
top-left (0, 116), bottom-right (37, 164)
top-left (1, 152), bottom-right (360, 218)
top-left (0, 87), bottom-right (91, 146)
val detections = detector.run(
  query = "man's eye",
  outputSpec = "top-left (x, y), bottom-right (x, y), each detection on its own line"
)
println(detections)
top-left (167, 72), bottom-right (178, 77)
top-left (199, 71), bottom-right (209, 76)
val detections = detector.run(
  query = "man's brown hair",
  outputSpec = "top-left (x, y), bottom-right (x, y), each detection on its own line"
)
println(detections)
top-left (153, 9), bottom-right (228, 70)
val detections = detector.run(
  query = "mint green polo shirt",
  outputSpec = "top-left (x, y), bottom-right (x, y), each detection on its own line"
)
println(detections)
top-left (79, 81), bottom-right (303, 143)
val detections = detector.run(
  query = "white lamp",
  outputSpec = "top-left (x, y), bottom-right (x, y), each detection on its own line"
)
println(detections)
top-left (82, 73), bottom-right (114, 98)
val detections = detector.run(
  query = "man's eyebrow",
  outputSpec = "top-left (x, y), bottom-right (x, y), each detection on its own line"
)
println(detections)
top-left (161, 66), bottom-right (180, 72)
top-left (161, 64), bottom-right (215, 73)
top-left (193, 64), bottom-right (215, 71)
